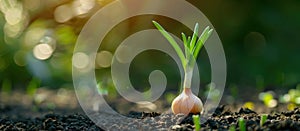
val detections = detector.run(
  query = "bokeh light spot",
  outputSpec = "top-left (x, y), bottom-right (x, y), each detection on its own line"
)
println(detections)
top-left (267, 99), bottom-right (277, 108)
top-left (4, 22), bottom-right (22, 38)
top-left (72, 0), bottom-right (95, 16)
top-left (54, 4), bottom-right (74, 23)
top-left (295, 97), bottom-right (300, 104)
top-left (33, 43), bottom-right (54, 60)
top-left (40, 36), bottom-right (56, 50)
top-left (5, 6), bottom-right (22, 25)
top-left (96, 51), bottom-right (113, 68)
top-left (73, 52), bottom-right (90, 69)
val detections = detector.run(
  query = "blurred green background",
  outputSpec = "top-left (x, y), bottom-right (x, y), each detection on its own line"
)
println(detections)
top-left (0, 0), bottom-right (300, 106)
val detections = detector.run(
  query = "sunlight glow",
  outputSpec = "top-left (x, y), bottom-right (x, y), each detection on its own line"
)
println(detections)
top-left (54, 4), bottom-right (74, 23)
top-left (72, 0), bottom-right (95, 16)
top-left (24, 28), bottom-right (47, 47)
top-left (33, 44), bottom-right (54, 60)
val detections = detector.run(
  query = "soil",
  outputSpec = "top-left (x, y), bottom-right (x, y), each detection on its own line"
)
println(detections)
top-left (1, 104), bottom-right (300, 131)
top-left (171, 105), bottom-right (300, 131)
top-left (1, 88), bottom-right (299, 130)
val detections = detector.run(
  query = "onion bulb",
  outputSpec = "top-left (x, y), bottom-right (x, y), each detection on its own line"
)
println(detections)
top-left (171, 68), bottom-right (204, 114)
top-left (171, 87), bottom-right (203, 114)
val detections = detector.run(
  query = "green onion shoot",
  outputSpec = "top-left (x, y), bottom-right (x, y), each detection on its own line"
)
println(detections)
top-left (152, 20), bottom-right (213, 114)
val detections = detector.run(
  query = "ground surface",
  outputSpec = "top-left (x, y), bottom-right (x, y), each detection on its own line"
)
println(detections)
top-left (1, 89), bottom-right (300, 130)
top-left (1, 104), bottom-right (300, 130)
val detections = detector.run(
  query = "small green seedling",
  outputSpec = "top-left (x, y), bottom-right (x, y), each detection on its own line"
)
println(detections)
top-left (260, 114), bottom-right (267, 126)
top-left (238, 117), bottom-right (246, 131)
top-left (229, 125), bottom-right (236, 131)
top-left (192, 115), bottom-right (201, 131)
top-left (152, 21), bottom-right (213, 114)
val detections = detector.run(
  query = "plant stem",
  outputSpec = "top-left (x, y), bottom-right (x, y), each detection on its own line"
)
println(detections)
top-left (183, 66), bottom-right (193, 88)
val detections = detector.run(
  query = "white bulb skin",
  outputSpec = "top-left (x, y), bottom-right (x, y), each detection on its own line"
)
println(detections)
top-left (171, 87), bottom-right (203, 115)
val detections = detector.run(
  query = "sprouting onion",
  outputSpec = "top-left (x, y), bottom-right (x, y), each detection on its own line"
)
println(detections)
top-left (152, 21), bottom-right (213, 114)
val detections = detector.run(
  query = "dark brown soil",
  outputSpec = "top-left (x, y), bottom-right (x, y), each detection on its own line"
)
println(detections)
top-left (1, 105), bottom-right (300, 130)
top-left (169, 105), bottom-right (300, 131)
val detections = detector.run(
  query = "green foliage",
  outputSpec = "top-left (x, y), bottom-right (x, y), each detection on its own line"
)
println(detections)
top-left (165, 93), bottom-right (177, 103)
top-left (26, 78), bottom-right (40, 97)
top-left (192, 115), bottom-right (201, 131)
top-left (97, 82), bottom-right (108, 95)
top-left (1, 79), bottom-right (12, 94)
top-left (96, 79), bottom-right (117, 99)
top-left (152, 21), bottom-right (213, 71)
top-left (55, 25), bottom-right (77, 45)
top-left (152, 21), bottom-right (186, 68)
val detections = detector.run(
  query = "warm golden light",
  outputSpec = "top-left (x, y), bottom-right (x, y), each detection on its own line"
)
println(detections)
top-left (72, 0), bottom-right (95, 16)
top-left (33, 43), bottom-right (54, 60)
top-left (54, 4), bottom-right (74, 23)
top-left (4, 22), bottom-right (22, 38)
top-left (24, 28), bottom-right (47, 47)
top-left (4, 4), bottom-right (22, 25)
top-left (23, 0), bottom-right (41, 11)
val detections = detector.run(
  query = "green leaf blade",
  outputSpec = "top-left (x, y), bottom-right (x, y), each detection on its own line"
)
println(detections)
top-left (190, 23), bottom-right (199, 51)
top-left (193, 26), bottom-right (213, 58)
top-left (152, 21), bottom-right (186, 67)
top-left (181, 32), bottom-right (190, 60)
